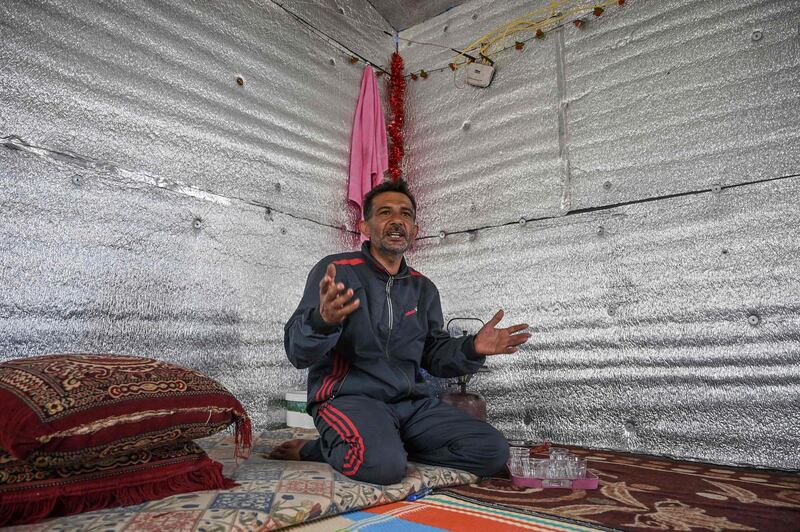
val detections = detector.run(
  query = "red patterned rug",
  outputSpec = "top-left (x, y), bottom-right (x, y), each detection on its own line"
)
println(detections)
top-left (441, 447), bottom-right (800, 531)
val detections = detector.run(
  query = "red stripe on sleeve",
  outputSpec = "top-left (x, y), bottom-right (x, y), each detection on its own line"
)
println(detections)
top-left (316, 352), bottom-right (349, 402)
top-left (333, 258), bottom-right (365, 266)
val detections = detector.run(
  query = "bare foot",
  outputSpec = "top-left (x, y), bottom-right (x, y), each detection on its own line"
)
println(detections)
top-left (267, 439), bottom-right (307, 460)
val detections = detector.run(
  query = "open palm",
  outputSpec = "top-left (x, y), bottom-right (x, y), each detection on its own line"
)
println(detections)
top-left (473, 310), bottom-right (531, 355)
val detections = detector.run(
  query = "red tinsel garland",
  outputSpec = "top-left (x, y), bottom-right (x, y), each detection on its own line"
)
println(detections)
top-left (387, 53), bottom-right (405, 181)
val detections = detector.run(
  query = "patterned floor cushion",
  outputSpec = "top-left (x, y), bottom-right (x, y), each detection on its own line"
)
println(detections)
top-left (0, 354), bottom-right (251, 465)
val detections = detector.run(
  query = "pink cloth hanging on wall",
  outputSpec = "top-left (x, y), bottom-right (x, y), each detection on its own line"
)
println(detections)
top-left (348, 66), bottom-right (388, 240)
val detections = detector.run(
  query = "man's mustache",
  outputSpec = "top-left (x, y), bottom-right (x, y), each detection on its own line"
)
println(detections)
top-left (384, 226), bottom-right (407, 237)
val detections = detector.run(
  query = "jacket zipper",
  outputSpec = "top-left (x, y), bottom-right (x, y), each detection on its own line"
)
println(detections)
top-left (384, 276), bottom-right (394, 361)
top-left (384, 276), bottom-right (413, 396)
top-left (386, 276), bottom-right (394, 330)
top-left (330, 274), bottom-right (403, 402)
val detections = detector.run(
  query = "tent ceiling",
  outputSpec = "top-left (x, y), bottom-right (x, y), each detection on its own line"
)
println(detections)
top-left (367, 0), bottom-right (470, 30)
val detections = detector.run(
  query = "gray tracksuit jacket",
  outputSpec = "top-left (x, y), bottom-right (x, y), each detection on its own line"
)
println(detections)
top-left (284, 241), bottom-right (485, 408)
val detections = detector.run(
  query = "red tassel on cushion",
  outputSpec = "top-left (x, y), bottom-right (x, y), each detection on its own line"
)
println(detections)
top-left (234, 413), bottom-right (253, 460)
top-left (0, 455), bottom-right (236, 527)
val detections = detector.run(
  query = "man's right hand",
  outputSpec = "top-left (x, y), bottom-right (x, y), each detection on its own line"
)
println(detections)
top-left (319, 263), bottom-right (360, 325)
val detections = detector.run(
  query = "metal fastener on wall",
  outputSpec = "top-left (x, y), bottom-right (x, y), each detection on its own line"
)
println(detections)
top-left (438, 230), bottom-right (446, 239)
top-left (192, 218), bottom-right (203, 230)
top-left (597, 225), bottom-right (605, 236)
top-left (711, 184), bottom-right (722, 194)
top-left (747, 314), bottom-right (761, 326)
top-left (71, 174), bottom-right (83, 186)
top-left (518, 217), bottom-right (527, 226)
top-left (603, 181), bottom-right (612, 190)
top-left (751, 29), bottom-right (763, 41)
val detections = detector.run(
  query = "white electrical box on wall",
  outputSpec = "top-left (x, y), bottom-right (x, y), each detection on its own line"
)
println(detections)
top-left (465, 63), bottom-right (495, 87)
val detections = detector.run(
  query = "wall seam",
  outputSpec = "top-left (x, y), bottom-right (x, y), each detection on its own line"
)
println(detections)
top-left (10, 132), bottom-right (794, 240)
top-left (555, 27), bottom-right (572, 214)
top-left (0, 135), bottom-right (356, 234)
top-left (268, 0), bottom-right (391, 68)
top-left (417, 171), bottom-right (800, 239)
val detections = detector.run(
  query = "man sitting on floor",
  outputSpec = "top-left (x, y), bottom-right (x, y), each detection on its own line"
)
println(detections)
top-left (270, 179), bottom-right (531, 485)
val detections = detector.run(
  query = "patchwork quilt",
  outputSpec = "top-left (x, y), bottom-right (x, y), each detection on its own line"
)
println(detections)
top-left (5, 428), bottom-right (476, 531)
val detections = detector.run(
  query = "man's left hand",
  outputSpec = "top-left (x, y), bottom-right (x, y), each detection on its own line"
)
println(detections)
top-left (473, 310), bottom-right (531, 356)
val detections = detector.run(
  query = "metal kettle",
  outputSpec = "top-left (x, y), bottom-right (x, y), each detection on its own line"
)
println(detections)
top-left (441, 372), bottom-right (488, 421)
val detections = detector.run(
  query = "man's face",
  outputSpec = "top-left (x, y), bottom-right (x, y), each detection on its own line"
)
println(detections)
top-left (360, 191), bottom-right (419, 255)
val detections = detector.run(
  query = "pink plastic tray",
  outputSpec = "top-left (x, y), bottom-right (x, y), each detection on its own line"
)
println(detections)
top-left (510, 470), bottom-right (599, 490)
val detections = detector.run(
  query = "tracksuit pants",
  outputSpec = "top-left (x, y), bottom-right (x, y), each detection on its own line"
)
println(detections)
top-left (298, 395), bottom-right (510, 485)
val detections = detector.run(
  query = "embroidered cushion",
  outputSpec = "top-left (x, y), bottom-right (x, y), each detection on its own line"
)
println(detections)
top-left (0, 439), bottom-right (235, 526)
top-left (0, 354), bottom-right (251, 465)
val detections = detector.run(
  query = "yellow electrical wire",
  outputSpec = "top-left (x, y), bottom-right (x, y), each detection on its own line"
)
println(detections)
top-left (451, 0), bottom-right (626, 69)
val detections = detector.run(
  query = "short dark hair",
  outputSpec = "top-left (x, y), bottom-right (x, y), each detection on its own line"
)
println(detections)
top-left (363, 179), bottom-right (417, 220)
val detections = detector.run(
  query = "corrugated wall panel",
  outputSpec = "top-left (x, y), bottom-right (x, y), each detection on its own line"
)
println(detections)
top-left (0, 0), bottom-right (390, 227)
top-left (565, 0), bottom-right (800, 208)
top-left (400, 0), bottom-right (800, 230)
top-left (404, 46), bottom-right (564, 235)
top-left (397, 0), bottom-right (800, 468)
top-left (409, 176), bottom-right (800, 469)
top-left (284, 0), bottom-right (393, 62)
top-left (400, 0), bottom-right (570, 233)
top-left (0, 140), bottom-right (344, 430)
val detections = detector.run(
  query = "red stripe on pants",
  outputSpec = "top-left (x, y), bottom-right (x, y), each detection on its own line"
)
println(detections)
top-left (318, 404), bottom-right (364, 476)
top-left (323, 403), bottom-right (365, 472)
top-left (318, 408), bottom-right (361, 474)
